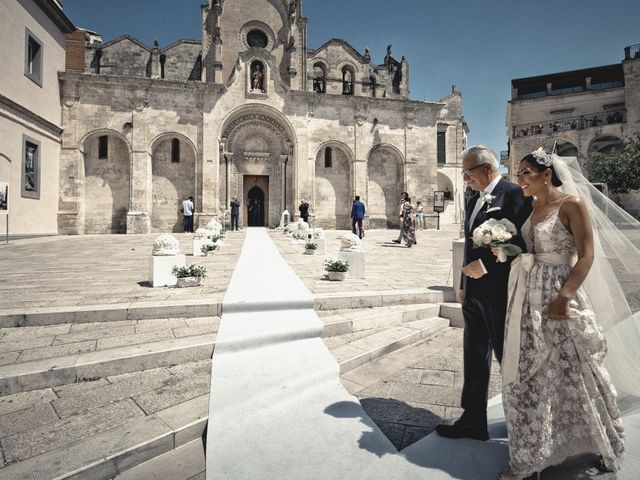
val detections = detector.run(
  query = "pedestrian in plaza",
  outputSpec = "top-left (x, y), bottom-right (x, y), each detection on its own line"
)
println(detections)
top-left (230, 197), bottom-right (240, 231)
top-left (391, 191), bottom-right (408, 244)
top-left (181, 196), bottom-right (194, 233)
top-left (298, 199), bottom-right (310, 224)
top-left (351, 195), bottom-right (365, 239)
top-left (415, 201), bottom-right (425, 230)
top-left (435, 145), bottom-right (531, 443)
top-left (401, 196), bottom-right (416, 247)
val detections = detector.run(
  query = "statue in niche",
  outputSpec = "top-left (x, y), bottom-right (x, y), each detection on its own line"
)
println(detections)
top-left (251, 63), bottom-right (265, 92)
top-left (214, 26), bottom-right (222, 43)
top-left (288, 1), bottom-right (296, 20)
top-left (287, 35), bottom-right (296, 51)
top-left (363, 48), bottom-right (371, 63)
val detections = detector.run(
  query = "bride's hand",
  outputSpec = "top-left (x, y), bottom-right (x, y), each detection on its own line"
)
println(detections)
top-left (548, 296), bottom-right (571, 320)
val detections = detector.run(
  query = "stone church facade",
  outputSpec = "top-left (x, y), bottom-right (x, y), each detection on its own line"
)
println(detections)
top-left (58, 0), bottom-right (466, 234)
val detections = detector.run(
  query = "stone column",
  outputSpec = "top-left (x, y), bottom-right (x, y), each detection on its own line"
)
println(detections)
top-left (353, 113), bottom-right (369, 198)
top-left (127, 149), bottom-right (152, 234)
top-left (57, 146), bottom-right (84, 234)
top-left (199, 116), bottom-right (219, 224)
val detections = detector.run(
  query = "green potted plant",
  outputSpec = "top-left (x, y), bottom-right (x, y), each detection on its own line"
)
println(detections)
top-left (324, 259), bottom-right (349, 281)
top-left (201, 243), bottom-right (217, 256)
top-left (172, 264), bottom-right (207, 288)
top-left (304, 242), bottom-right (318, 255)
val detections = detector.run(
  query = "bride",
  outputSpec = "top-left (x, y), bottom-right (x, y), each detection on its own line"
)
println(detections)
top-left (497, 149), bottom-right (635, 479)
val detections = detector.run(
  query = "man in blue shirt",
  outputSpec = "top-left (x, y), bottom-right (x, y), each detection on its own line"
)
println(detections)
top-left (351, 195), bottom-right (365, 239)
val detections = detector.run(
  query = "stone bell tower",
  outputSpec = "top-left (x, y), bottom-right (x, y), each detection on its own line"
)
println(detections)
top-left (201, 0), bottom-right (307, 90)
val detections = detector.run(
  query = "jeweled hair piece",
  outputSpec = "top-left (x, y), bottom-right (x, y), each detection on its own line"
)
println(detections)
top-left (531, 148), bottom-right (553, 167)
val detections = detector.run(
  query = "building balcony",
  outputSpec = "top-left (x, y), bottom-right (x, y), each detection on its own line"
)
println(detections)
top-left (512, 110), bottom-right (626, 138)
top-left (624, 43), bottom-right (640, 60)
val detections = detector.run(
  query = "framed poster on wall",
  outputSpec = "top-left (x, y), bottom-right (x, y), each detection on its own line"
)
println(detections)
top-left (0, 182), bottom-right (7, 214)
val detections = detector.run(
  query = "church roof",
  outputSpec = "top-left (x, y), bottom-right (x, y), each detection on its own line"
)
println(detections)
top-left (308, 38), bottom-right (365, 63)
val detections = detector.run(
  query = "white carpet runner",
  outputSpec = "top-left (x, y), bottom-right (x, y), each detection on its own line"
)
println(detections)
top-left (206, 228), bottom-right (640, 479)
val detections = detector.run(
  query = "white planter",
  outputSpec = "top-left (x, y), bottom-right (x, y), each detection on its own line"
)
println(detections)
top-left (304, 248), bottom-right (316, 255)
top-left (327, 271), bottom-right (347, 281)
top-left (176, 276), bottom-right (203, 288)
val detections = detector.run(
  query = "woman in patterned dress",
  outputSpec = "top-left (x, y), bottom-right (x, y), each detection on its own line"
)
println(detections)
top-left (498, 151), bottom-right (624, 479)
top-left (401, 196), bottom-right (416, 247)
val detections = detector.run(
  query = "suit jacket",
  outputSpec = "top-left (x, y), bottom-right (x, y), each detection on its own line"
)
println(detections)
top-left (351, 200), bottom-right (365, 219)
top-left (462, 178), bottom-right (532, 301)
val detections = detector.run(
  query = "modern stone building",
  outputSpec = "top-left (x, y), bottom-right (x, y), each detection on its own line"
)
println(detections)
top-left (6, 0), bottom-right (467, 235)
top-left (0, 0), bottom-right (75, 236)
top-left (507, 42), bottom-right (640, 214)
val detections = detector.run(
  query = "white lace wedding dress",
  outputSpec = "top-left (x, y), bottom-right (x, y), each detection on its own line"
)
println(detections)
top-left (503, 205), bottom-right (625, 477)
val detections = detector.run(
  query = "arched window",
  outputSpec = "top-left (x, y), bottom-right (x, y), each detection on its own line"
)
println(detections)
top-left (250, 60), bottom-right (265, 93)
top-left (324, 147), bottom-right (332, 168)
top-left (342, 66), bottom-right (354, 95)
top-left (370, 75), bottom-right (376, 97)
top-left (313, 63), bottom-right (326, 93)
top-left (171, 138), bottom-right (180, 163)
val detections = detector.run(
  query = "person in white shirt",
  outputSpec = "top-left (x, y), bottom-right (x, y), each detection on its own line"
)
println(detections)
top-left (435, 145), bottom-right (531, 442)
top-left (182, 196), bottom-right (194, 233)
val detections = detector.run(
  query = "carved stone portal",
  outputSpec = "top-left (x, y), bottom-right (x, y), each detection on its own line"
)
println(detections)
top-left (221, 112), bottom-right (293, 227)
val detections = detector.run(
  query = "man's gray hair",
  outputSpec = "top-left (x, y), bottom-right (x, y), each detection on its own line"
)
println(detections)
top-left (461, 145), bottom-right (499, 172)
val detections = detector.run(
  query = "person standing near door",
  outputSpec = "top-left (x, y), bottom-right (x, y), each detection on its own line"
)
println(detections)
top-left (298, 199), bottom-right (310, 224)
top-left (248, 199), bottom-right (261, 226)
top-left (230, 197), bottom-right (240, 231)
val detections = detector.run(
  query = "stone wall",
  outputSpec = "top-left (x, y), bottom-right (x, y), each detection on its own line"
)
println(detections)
top-left (83, 133), bottom-right (130, 234)
top-left (163, 41), bottom-right (202, 81)
top-left (314, 145), bottom-right (351, 228)
top-left (151, 138), bottom-right (196, 232)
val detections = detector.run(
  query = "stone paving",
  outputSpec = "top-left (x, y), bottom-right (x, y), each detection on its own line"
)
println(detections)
top-left (0, 232), bottom-right (245, 312)
top-left (342, 327), bottom-right (501, 450)
top-left (271, 224), bottom-right (460, 294)
top-left (0, 225), bottom-right (461, 313)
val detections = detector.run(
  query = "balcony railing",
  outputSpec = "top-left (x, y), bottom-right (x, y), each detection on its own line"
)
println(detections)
top-left (512, 110), bottom-right (626, 138)
top-left (624, 43), bottom-right (640, 60)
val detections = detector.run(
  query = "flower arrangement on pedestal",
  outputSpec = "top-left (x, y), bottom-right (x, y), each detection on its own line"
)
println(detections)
top-left (152, 234), bottom-right (181, 256)
top-left (340, 233), bottom-right (362, 251)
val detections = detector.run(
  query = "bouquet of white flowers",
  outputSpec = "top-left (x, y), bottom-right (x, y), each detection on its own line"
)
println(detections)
top-left (472, 218), bottom-right (522, 263)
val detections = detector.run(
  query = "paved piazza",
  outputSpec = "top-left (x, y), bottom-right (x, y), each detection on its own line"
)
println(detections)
top-left (0, 225), bottom-right (460, 312)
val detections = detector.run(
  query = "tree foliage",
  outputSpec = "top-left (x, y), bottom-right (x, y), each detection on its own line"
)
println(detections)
top-left (587, 134), bottom-right (640, 194)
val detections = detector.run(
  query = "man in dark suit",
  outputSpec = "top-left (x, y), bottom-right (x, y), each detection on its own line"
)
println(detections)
top-left (436, 145), bottom-right (532, 441)
top-left (351, 195), bottom-right (366, 239)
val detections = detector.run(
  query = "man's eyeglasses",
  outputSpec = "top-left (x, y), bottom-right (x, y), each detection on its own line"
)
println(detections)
top-left (461, 163), bottom-right (486, 176)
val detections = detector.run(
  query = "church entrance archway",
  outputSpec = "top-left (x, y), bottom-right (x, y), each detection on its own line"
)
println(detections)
top-left (244, 176), bottom-right (269, 226)
top-left (220, 107), bottom-right (295, 228)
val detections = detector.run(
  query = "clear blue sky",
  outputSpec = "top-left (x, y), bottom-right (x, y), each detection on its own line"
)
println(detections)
top-left (62, 0), bottom-right (640, 155)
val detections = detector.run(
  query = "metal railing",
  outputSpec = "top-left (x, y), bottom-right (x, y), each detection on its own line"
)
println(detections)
top-left (624, 43), bottom-right (640, 60)
top-left (512, 110), bottom-right (626, 138)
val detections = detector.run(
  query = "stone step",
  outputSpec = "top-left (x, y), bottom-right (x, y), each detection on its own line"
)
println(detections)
top-left (113, 439), bottom-right (205, 480)
top-left (314, 288), bottom-right (453, 311)
top-left (325, 316), bottom-right (450, 374)
top-left (0, 361), bottom-right (211, 480)
top-left (321, 303), bottom-right (441, 337)
top-left (0, 332), bottom-right (216, 397)
top-left (0, 299), bottom-right (222, 328)
top-left (0, 315), bottom-right (450, 479)
top-left (0, 288), bottom-right (454, 328)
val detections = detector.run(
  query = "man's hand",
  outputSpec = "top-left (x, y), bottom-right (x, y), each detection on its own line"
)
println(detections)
top-left (462, 260), bottom-right (487, 280)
